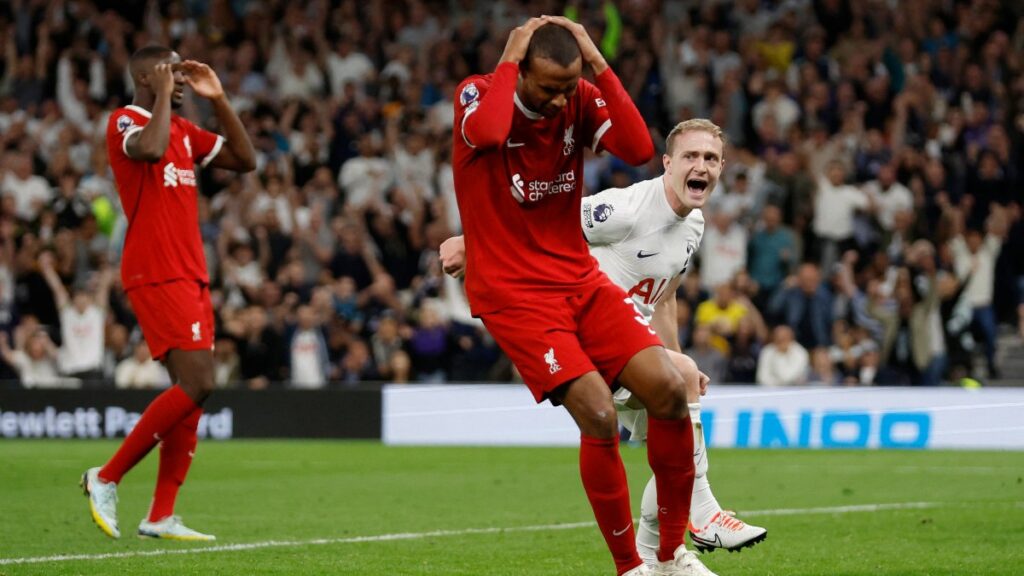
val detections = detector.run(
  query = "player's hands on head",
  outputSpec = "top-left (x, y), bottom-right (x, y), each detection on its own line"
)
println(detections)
top-left (544, 15), bottom-right (608, 74)
top-left (499, 16), bottom-right (552, 64)
top-left (439, 236), bottom-right (467, 279)
top-left (151, 63), bottom-right (176, 97)
top-left (180, 60), bottom-right (225, 100)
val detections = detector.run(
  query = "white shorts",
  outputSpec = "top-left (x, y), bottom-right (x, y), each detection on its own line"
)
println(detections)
top-left (614, 387), bottom-right (649, 441)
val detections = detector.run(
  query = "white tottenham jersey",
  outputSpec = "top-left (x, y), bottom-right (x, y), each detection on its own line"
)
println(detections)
top-left (582, 176), bottom-right (704, 322)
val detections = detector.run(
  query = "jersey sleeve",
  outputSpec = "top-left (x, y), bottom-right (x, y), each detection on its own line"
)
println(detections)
top-left (582, 70), bottom-right (653, 164)
top-left (581, 187), bottom-right (635, 246)
top-left (455, 75), bottom-right (490, 149)
top-left (108, 109), bottom-right (144, 160)
top-left (578, 80), bottom-right (613, 153)
top-left (455, 64), bottom-right (518, 151)
top-left (184, 119), bottom-right (225, 168)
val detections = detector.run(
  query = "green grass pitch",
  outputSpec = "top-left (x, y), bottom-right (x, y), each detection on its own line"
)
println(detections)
top-left (1, 440), bottom-right (1022, 575)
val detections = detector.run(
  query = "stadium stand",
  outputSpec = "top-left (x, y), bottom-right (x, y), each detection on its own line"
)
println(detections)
top-left (0, 0), bottom-right (1021, 389)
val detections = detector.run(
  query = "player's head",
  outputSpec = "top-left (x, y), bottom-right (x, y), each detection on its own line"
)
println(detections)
top-left (129, 45), bottom-right (185, 108)
top-left (662, 119), bottom-right (726, 212)
top-left (518, 23), bottom-right (582, 118)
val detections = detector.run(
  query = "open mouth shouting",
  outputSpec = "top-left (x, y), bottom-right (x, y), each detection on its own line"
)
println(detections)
top-left (686, 177), bottom-right (708, 199)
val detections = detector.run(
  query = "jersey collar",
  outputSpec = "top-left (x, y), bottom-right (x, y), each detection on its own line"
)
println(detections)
top-left (513, 92), bottom-right (543, 120)
top-left (125, 104), bottom-right (153, 118)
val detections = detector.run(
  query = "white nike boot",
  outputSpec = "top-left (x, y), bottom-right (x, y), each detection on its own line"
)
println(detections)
top-left (81, 467), bottom-right (120, 538)
top-left (652, 544), bottom-right (718, 576)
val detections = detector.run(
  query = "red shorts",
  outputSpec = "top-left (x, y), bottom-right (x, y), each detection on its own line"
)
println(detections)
top-left (127, 280), bottom-right (214, 361)
top-left (480, 280), bottom-right (662, 403)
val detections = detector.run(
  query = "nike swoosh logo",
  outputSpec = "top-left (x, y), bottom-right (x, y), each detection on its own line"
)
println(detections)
top-left (506, 139), bottom-right (525, 148)
top-left (612, 525), bottom-right (631, 536)
top-left (689, 531), bottom-right (723, 548)
top-left (637, 250), bottom-right (659, 259)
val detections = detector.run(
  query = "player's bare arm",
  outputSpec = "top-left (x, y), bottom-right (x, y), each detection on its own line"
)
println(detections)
top-left (96, 263), bottom-right (113, 313)
top-left (126, 62), bottom-right (174, 162)
top-left (439, 235), bottom-right (467, 278)
top-left (651, 275), bottom-right (682, 353)
top-left (38, 251), bottom-right (70, 310)
top-left (181, 60), bottom-right (256, 172)
top-left (652, 280), bottom-right (711, 395)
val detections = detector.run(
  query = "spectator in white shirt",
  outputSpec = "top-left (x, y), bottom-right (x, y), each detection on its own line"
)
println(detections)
top-left (812, 160), bottom-right (873, 273)
top-left (269, 39), bottom-right (325, 102)
top-left (709, 170), bottom-right (761, 227)
top-left (40, 251), bottom-right (110, 385)
top-left (325, 35), bottom-right (376, 97)
top-left (338, 135), bottom-right (393, 209)
top-left (115, 341), bottom-right (170, 389)
top-left (864, 164), bottom-right (913, 232)
top-left (56, 45), bottom-right (106, 136)
top-left (0, 327), bottom-right (76, 389)
top-left (700, 211), bottom-right (748, 291)
top-left (950, 208), bottom-right (1008, 378)
top-left (756, 325), bottom-right (809, 387)
top-left (385, 116), bottom-right (436, 205)
top-left (288, 305), bottom-right (330, 389)
top-left (752, 80), bottom-right (801, 137)
top-left (2, 152), bottom-right (52, 223)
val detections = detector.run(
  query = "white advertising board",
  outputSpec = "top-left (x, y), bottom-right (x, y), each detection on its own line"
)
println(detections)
top-left (383, 385), bottom-right (1024, 450)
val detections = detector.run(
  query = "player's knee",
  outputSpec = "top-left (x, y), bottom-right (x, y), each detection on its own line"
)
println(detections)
top-left (645, 371), bottom-right (687, 420)
top-left (576, 400), bottom-right (620, 439)
top-left (179, 374), bottom-right (215, 402)
top-left (672, 353), bottom-right (700, 395)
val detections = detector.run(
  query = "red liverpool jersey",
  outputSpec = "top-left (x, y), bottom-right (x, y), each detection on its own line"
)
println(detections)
top-left (453, 63), bottom-right (621, 315)
top-left (106, 105), bottom-right (223, 290)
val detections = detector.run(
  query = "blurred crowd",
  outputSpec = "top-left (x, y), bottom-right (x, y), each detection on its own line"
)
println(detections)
top-left (0, 0), bottom-right (1021, 390)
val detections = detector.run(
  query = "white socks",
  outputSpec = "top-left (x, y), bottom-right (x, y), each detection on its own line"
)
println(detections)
top-left (687, 403), bottom-right (721, 528)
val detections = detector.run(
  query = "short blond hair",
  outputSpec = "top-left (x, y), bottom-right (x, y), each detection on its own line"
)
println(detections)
top-left (665, 119), bottom-right (727, 155)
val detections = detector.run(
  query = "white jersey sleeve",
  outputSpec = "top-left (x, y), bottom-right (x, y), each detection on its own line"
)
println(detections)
top-left (581, 186), bottom-right (637, 246)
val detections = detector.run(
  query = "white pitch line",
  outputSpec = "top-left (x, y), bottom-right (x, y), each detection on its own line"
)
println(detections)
top-left (741, 502), bottom-right (938, 516)
top-left (0, 502), bottom-right (942, 566)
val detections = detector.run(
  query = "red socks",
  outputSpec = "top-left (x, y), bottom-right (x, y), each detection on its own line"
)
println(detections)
top-left (580, 435), bottom-right (642, 575)
top-left (646, 416), bottom-right (696, 562)
top-left (148, 407), bottom-right (202, 522)
top-left (99, 385), bottom-right (198, 484)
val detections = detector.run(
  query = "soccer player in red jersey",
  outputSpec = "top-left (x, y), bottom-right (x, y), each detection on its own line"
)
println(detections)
top-left (452, 16), bottom-right (709, 576)
top-left (81, 45), bottom-right (255, 541)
